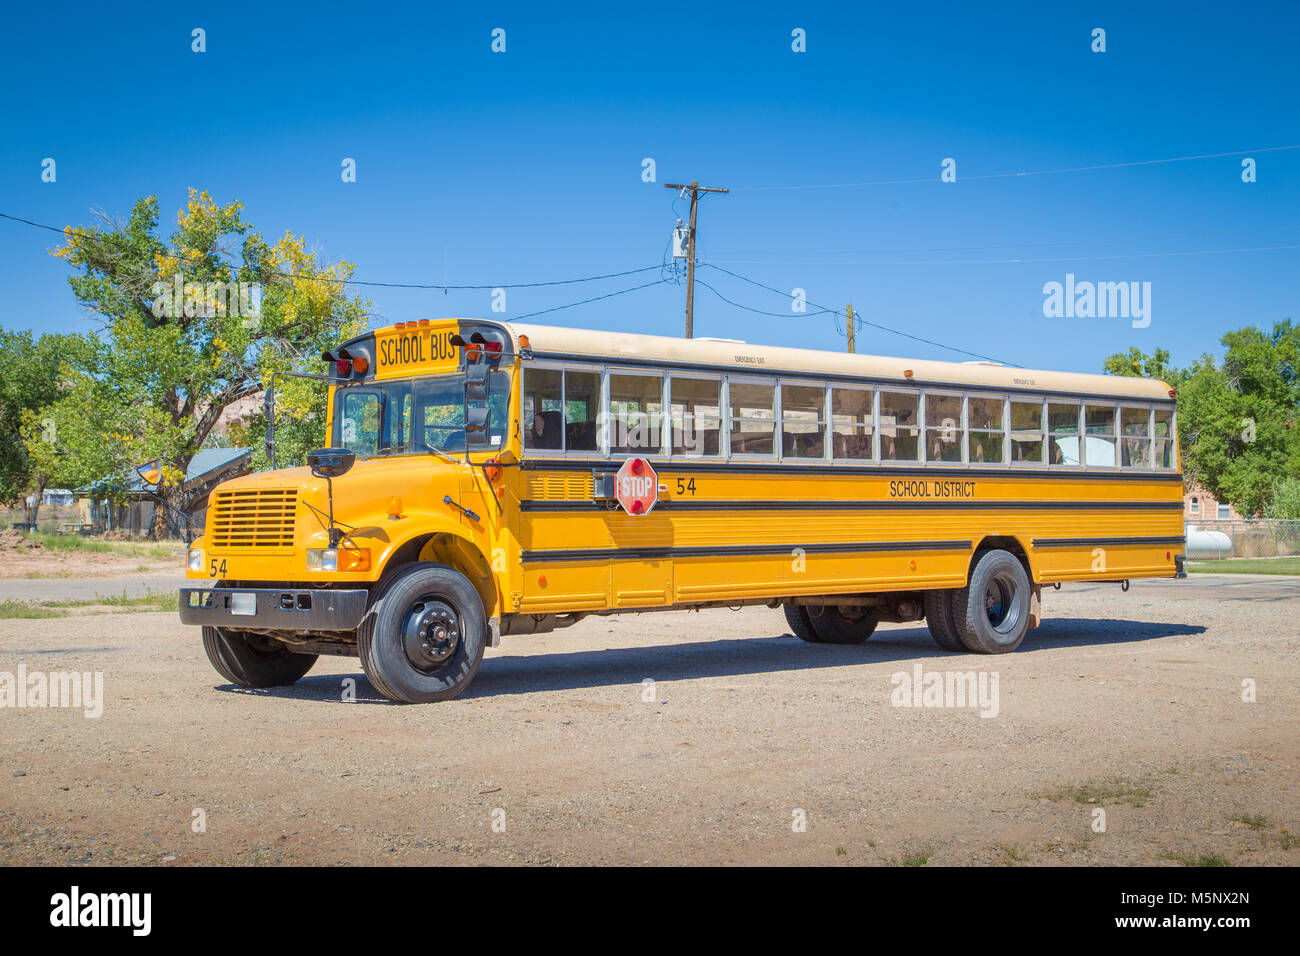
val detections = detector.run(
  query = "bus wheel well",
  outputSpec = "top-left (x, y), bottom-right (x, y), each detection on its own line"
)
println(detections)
top-left (970, 536), bottom-right (1033, 582)
top-left (377, 533), bottom-right (499, 620)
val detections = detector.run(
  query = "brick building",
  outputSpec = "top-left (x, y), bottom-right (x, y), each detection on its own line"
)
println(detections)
top-left (1183, 482), bottom-right (1245, 522)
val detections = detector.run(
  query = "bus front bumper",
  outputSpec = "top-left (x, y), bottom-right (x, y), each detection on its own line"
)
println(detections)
top-left (179, 587), bottom-right (370, 631)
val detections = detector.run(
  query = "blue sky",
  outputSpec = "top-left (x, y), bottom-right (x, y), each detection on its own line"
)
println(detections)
top-left (1, 0), bottom-right (1297, 374)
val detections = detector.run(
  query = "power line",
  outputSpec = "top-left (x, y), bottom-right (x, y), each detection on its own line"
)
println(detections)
top-left (700, 262), bottom-right (1018, 366)
top-left (705, 243), bottom-right (1300, 267)
top-left (694, 278), bottom-right (835, 318)
top-left (704, 221), bottom-right (1300, 259)
top-left (734, 144), bottom-right (1300, 192)
top-left (507, 278), bottom-right (668, 321)
top-left (0, 211), bottom-right (661, 291)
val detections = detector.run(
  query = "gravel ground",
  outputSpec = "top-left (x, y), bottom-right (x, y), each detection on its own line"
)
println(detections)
top-left (1, 574), bottom-right (1297, 866)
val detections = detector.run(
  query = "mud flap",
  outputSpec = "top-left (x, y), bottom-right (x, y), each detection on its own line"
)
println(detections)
top-left (1028, 584), bottom-right (1042, 629)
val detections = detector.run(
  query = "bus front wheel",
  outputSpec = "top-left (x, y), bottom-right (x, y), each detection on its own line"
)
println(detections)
top-left (952, 550), bottom-right (1031, 654)
top-left (202, 626), bottom-right (317, 688)
top-left (358, 563), bottom-right (487, 703)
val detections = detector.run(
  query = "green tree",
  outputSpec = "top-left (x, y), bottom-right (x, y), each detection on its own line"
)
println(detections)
top-left (1104, 322), bottom-right (1300, 517)
top-left (44, 191), bottom-right (369, 536)
top-left (0, 329), bottom-right (98, 522)
top-left (1267, 477), bottom-right (1300, 519)
top-left (1101, 346), bottom-right (1185, 385)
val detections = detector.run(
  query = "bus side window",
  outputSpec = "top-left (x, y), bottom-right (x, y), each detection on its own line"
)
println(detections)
top-left (879, 391), bottom-right (920, 461)
top-left (670, 377), bottom-right (722, 456)
top-left (1153, 407), bottom-right (1175, 468)
top-left (1084, 405), bottom-right (1118, 466)
top-left (830, 387), bottom-right (873, 460)
top-left (1120, 407), bottom-right (1151, 467)
top-left (1010, 400), bottom-right (1044, 464)
top-left (523, 368), bottom-right (563, 450)
top-left (564, 370), bottom-right (601, 452)
top-left (609, 372), bottom-right (664, 455)
top-left (729, 380), bottom-right (776, 456)
top-left (1048, 402), bottom-right (1081, 465)
top-left (780, 383), bottom-right (826, 459)
top-left (968, 395), bottom-right (1005, 464)
top-left (924, 392), bottom-right (964, 463)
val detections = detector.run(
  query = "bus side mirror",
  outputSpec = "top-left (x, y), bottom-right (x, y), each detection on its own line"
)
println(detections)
top-left (465, 361), bottom-right (488, 402)
top-left (307, 447), bottom-right (356, 479)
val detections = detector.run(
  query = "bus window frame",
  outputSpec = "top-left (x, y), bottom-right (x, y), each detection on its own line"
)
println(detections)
top-left (1153, 405), bottom-right (1178, 471)
top-left (778, 379), bottom-right (829, 463)
top-left (666, 370), bottom-right (724, 460)
top-left (921, 388), bottom-right (966, 467)
top-left (828, 382), bottom-right (876, 465)
top-left (878, 386), bottom-right (921, 464)
top-left (521, 362), bottom-right (568, 457)
top-left (965, 392), bottom-right (1009, 467)
top-left (1082, 403), bottom-right (1120, 470)
top-left (1046, 401), bottom-right (1086, 472)
top-left (607, 366), bottom-right (667, 458)
top-left (518, 355), bottom-right (1179, 474)
top-left (726, 374), bottom-right (779, 460)
top-left (1009, 397), bottom-right (1047, 469)
top-left (1118, 404), bottom-right (1155, 470)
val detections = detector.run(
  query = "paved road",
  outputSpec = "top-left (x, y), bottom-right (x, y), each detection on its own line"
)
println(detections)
top-left (0, 575), bottom-right (185, 602)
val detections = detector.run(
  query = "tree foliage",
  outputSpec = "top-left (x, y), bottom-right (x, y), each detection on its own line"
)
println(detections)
top-left (1104, 320), bottom-right (1300, 517)
top-left (32, 191), bottom-right (369, 535)
top-left (0, 329), bottom-right (97, 511)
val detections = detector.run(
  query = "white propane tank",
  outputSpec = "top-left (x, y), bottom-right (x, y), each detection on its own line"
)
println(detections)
top-left (1186, 528), bottom-right (1232, 559)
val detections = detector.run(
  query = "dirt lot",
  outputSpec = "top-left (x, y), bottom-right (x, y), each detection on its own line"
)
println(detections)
top-left (0, 529), bottom-right (183, 580)
top-left (1, 575), bottom-right (1297, 866)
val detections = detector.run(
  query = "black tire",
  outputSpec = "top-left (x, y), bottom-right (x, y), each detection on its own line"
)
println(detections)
top-left (202, 625), bottom-right (317, 688)
top-left (924, 589), bottom-right (966, 652)
top-left (952, 550), bottom-right (1032, 654)
top-left (807, 604), bottom-right (879, 645)
top-left (783, 602), bottom-right (823, 643)
top-left (358, 562), bottom-right (487, 703)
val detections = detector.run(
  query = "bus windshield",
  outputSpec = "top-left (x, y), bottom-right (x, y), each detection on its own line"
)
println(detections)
top-left (332, 370), bottom-right (510, 460)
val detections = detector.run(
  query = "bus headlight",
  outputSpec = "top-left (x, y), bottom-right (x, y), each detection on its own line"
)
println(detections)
top-left (306, 548), bottom-right (371, 572)
top-left (188, 548), bottom-right (203, 572)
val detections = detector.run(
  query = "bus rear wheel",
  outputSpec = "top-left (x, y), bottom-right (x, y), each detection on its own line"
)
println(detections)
top-left (952, 550), bottom-right (1031, 654)
top-left (358, 563), bottom-right (487, 703)
top-left (807, 604), bottom-right (879, 644)
top-left (923, 589), bottom-right (966, 652)
top-left (202, 626), bottom-right (317, 688)
top-left (783, 603), bottom-right (822, 642)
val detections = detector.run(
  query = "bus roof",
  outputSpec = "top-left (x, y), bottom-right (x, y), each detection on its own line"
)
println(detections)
top-left (500, 321), bottom-right (1175, 403)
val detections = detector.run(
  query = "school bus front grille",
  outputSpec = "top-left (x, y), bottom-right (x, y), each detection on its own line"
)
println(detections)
top-left (208, 489), bottom-right (298, 549)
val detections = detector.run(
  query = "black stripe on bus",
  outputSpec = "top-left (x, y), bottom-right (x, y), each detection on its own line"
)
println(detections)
top-left (520, 499), bottom-right (1187, 512)
top-left (1031, 536), bottom-right (1187, 548)
top-left (526, 351), bottom-right (1179, 405)
top-left (519, 539), bottom-right (973, 563)
top-left (519, 458), bottom-right (1184, 482)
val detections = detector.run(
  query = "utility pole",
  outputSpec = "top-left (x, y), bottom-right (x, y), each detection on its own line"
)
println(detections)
top-left (846, 304), bottom-right (856, 353)
top-left (664, 180), bottom-right (728, 337)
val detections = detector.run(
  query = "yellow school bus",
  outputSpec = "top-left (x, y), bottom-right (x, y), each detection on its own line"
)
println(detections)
top-left (179, 318), bottom-right (1184, 702)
